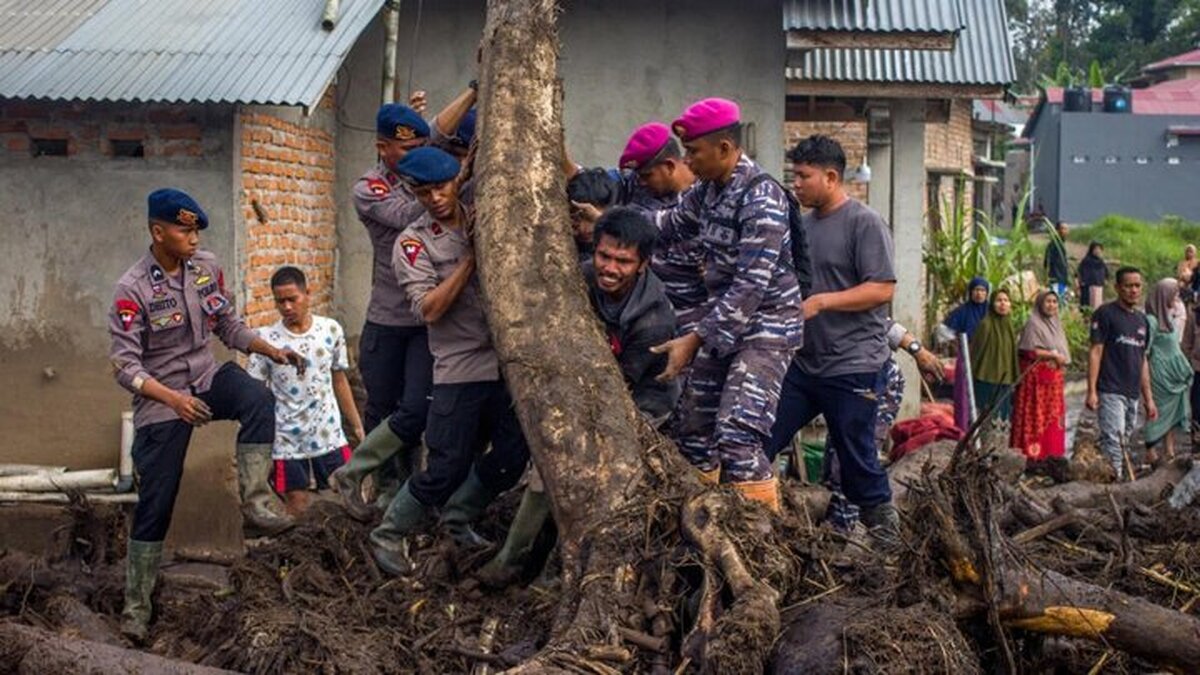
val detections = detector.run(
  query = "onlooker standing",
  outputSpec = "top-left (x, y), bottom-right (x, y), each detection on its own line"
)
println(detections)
top-left (1077, 241), bottom-right (1108, 310)
top-left (1012, 291), bottom-right (1070, 463)
top-left (939, 277), bottom-right (991, 431)
top-left (1177, 244), bottom-right (1198, 288)
top-left (1182, 302), bottom-right (1200, 448)
top-left (970, 289), bottom-right (1019, 423)
top-left (1086, 267), bottom-right (1157, 480)
top-left (1142, 278), bottom-right (1192, 464)
top-left (1043, 221), bottom-right (1070, 298)
top-left (249, 267), bottom-right (364, 516)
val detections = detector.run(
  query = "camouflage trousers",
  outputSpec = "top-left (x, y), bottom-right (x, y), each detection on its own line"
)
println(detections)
top-left (671, 343), bottom-right (792, 482)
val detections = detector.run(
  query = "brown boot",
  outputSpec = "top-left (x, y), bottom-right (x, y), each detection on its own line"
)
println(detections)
top-left (733, 477), bottom-right (780, 513)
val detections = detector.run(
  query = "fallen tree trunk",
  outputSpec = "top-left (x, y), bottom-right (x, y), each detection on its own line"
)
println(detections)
top-left (0, 623), bottom-right (236, 674)
top-left (473, 2), bottom-right (785, 672)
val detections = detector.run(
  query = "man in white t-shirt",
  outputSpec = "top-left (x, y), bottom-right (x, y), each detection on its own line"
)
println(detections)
top-left (248, 267), bottom-right (366, 515)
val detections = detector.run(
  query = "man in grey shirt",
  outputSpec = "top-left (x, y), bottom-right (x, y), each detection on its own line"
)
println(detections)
top-left (765, 135), bottom-right (900, 543)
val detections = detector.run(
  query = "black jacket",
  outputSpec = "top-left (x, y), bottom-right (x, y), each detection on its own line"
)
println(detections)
top-left (585, 266), bottom-right (680, 420)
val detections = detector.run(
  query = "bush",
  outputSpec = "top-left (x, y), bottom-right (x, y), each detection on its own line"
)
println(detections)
top-left (1069, 214), bottom-right (1200, 284)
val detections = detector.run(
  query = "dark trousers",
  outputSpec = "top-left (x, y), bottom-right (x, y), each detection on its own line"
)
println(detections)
top-left (130, 362), bottom-right (275, 542)
top-left (765, 362), bottom-right (892, 508)
top-left (409, 381), bottom-right (530, 507)
top-left (359, 322), bottom-right (433, 443)
top-left (1191, 374), bottom-right (1200, 435)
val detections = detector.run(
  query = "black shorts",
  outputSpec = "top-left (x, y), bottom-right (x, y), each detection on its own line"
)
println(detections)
top-left (271, 446), bottom-right (351, 494)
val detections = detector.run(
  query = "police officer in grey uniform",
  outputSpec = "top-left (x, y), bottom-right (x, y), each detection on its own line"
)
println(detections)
top-left (369, 147), bottom-right (530, 575)
top-left (108, 189), bottom-right (304, 641)
top-left (334, 96), bottom-right (479, 519)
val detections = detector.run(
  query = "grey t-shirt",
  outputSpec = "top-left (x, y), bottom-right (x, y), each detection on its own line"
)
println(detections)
top-left (794, 199), bottom-right (896, 377)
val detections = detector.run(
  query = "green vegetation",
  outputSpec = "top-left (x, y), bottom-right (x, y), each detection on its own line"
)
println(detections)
top-left (1068, 214), bottom-right (1200, 283)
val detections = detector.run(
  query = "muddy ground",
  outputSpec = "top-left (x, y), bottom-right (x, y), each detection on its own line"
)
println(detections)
top-left (1, 422), bottom-right (1198, 674)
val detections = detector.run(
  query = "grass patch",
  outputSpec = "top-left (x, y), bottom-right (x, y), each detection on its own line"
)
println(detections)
top-left (1068, 214), bottom-right (1200, 283)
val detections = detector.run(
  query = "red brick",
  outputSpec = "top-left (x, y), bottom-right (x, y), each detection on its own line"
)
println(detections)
top-left (0, 119), bottom-right (27, 133)
top-left (5, 136), bottom-right (30, 153)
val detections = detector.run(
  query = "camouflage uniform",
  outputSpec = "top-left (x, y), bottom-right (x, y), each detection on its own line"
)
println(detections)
top-left (619, 173), bottom-right (707, 334)
top-left (653, 155), bottom-right (803, 482)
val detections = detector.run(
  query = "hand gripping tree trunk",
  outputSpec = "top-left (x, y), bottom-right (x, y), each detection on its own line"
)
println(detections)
top-left (472, 1), bottom-right (783, 672)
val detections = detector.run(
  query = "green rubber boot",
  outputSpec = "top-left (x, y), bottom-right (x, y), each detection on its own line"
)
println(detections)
top-left (369, 482), bottom-right (431, 576)
top-left (476, 488), bottom-right (551, 589)
top-left (120, 540), bottom-right (163, 644)
top-left (331, 420), bottom-right (410, 521)
top-left (439, 467), bottom-right (497, 547)
top-left (236, 443), bottom-right (295, 536)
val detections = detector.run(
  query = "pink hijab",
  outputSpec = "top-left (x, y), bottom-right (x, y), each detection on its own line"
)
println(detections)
top-left (1018, 290), bottom-right (1071, 363)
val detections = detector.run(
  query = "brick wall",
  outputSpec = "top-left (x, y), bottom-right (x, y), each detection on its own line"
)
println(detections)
top-left (237, 107), bottom-right (337, 328)
top-left (785, 98), bottom-right (977, 221)
top-left (924, 99), bottom-right (975, 226)
top-left (783, 120), bottom-right (869, 202)
top-left (0, 100), bottom-right (225, 159)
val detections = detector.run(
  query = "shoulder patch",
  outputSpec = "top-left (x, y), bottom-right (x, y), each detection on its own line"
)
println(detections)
top-left (400, 238), bottom-right (424, 266)
top-left (115, 299), bottom-right (140, 331)
top-left (366, 178), bottom-right (390, 197)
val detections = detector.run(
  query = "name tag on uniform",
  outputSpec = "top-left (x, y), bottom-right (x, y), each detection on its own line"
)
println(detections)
top-left (700, 220), bottom-right (737, 246)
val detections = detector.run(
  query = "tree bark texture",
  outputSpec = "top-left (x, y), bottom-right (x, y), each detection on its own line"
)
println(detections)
top-left (473, 0), bottom-right (705, 661)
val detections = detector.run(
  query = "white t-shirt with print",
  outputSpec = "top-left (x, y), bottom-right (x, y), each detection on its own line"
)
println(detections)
top-left (248, 315), bottom-right (350, 460)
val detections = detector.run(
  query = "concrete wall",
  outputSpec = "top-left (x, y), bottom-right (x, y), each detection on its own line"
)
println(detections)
top-left (1058, 112), bottom-right (1200, 224)
top-left (334, 14), bottom-right (387, 348)
top-left (0, 100), bottom-right (244, 554)
top-left (1028, 104), bottom-right (1062, 221)
top-left (335, 0), bottom-right (788, 340)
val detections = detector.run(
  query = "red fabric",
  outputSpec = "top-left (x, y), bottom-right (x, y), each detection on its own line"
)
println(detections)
top-left (273, 459), bottom-right (287, 494)
top-left (339, 444), bottom-right (352, 463)
top-left (1010, 352), bottom-right (1066, 460)
top-left (889, 416), bottom-right (964, 462)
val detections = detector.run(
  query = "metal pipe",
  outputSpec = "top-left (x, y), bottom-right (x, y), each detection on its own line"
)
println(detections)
top-left (321, 0), bottom-right (339, 30)
top-left (382, 1), bottom-right (400, 105)
top-left (116, 411), bottom-right (135, 492)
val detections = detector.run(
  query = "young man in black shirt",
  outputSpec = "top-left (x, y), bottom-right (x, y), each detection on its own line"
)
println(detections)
top-left (1086, 266), bottom-right (1158, 480)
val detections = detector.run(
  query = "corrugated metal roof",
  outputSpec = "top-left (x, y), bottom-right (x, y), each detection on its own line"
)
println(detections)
top-left (0, 0), bottom-right (382, 107)
top-left (1143, 48), bottom-right (1200, 73)
top-left (786, 0), bottom-right (1014, 87)
top-left (783, 0), bottom-right (965, 33)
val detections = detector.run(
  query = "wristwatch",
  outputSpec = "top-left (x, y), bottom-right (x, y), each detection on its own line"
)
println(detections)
top-left (905, 339), bottom-right (922, 355)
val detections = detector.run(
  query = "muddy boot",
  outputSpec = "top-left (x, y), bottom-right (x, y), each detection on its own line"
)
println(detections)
top-left (733, 477), bottom-right (780, 513)
top-left (369, 482), bottom-right (431, 577)
top-left (236, 443), bottom-right (295, 536)
top-left (120, 540), bottom-right (162, 644)
top-left (439, 467), bottom-right (496, 547)
top-left (331, 421), bottom-right (409, 522)
top-left (861, 502), bottom-right (902, 556)
top-left (476, 488), bottom-right (551, 589)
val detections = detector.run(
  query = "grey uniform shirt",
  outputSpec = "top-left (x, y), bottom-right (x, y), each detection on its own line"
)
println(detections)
top-left (108, 249), bottom-right (256, 428)
top-left (353, 162), bottom-right (427, 327)
top-left (392, 203), bottom-right (498, 385)
top-left (795, 198), bottom-right (896, 377)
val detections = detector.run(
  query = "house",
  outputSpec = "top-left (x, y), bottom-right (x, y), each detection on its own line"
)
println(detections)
top-left (1022, 48), bottom-right (1200, 225)
top-left (783, 0), bottom-right (1015, 415)
top-left (3, 0), bottom-right (979, 551)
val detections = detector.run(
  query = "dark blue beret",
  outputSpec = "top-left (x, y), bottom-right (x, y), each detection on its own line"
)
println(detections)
top-left (376, 104), bottom-right (430, 141)
top-left (392, 147), bottom-right (460, 186)
top-left (148, 188), bottom-right (208, 230)
top-left (451, 108), bottom-right (476, 147)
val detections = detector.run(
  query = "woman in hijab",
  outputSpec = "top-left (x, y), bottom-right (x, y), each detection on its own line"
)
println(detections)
top-left (1012, 291), bottom-right (1070, 462)
top-left (1143, 278), bottom-right (1193, 463)
top-left (941, 277), bottom-right (990, 430)
top-left (970, 288), bottom-right (1019, 423)
top-left (1077, 241), bottom-right (1108, 310)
